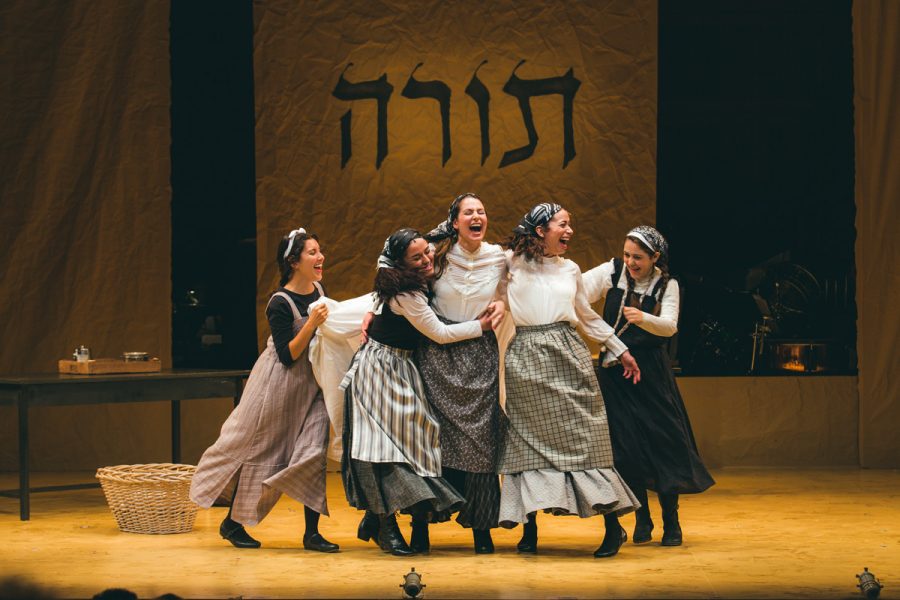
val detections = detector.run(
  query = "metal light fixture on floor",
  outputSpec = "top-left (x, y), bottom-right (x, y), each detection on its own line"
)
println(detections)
top-left (857, 568), bottom-right (883, 599)
top-left (401, 567), bottom-right (425, 599)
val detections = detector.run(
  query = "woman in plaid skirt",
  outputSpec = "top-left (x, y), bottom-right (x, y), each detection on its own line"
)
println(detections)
top-left (340, 228), bottom-right (498, 556)
top-left (498, 203), bottom-right (642, 558)
top-left (413, 193), bottom-right (508, 554)
top-left (190, 228), bottom-right (339, 553)
top-left (584, 226), bottom-right (714, 549)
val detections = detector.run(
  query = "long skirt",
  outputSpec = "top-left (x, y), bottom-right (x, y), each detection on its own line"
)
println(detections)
top-left (498, 322), bottom-right (639, 526)
top-left (340, 339), bottom-right (464, 520)
top-left (597, 345), bottom-right (715, 495)
top-left (190, 337), bottom-right (329, 525)
top-left (416, 327), bottom-right (503, 529)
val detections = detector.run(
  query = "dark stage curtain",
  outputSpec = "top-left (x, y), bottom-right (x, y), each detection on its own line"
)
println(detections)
top-left (251, 0), bottom-right (658, 345)
top-left (0, 1), bottom-right (171, 469)
top-left (853, 0), bottom-right (900, 468)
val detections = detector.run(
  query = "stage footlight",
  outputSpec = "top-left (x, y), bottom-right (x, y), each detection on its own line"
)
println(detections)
top-left (401, 567), bottom-right (425, 599)
top-left (857, 567), bottom-right (883, 599)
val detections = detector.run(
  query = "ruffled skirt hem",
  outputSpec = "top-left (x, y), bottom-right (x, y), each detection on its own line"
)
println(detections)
top-left (498, 467), bottom-right (639, 527)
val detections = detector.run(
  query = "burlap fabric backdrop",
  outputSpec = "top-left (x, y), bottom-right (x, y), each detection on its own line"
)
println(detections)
top-left (0, 1), bottom-right (172, 469)
top-left (252, 0), bottom-right (658, 344)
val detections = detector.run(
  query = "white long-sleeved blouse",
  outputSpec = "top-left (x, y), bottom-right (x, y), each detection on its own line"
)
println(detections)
top-left (389, 291), bottom-right (483, 344)
top-left (505, 252), bottom-right (628, 357)
top-left (582, 259), bottom-right (680, 338)
top-left (431, 242), bottom-right (507, 322)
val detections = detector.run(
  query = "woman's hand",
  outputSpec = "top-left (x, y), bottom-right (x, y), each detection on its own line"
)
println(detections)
top-left (307, 303), bottom-right (329, 329)
top-left (360, 311), bottom-right (374, 344)
top-left (619, 350), bottom-right (641, 384)
top-left (485, 300), bottom-right (506, 329)
top-left (622, 307), bottom-right (645, 325)
top-left (478, 312), bottom-right (494, 331)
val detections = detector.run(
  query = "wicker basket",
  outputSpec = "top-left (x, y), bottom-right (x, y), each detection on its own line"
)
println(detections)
top-left (96, 463), bottom-right (199, 534)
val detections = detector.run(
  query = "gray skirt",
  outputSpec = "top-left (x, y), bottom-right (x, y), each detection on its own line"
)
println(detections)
top-left (340, 339), bottom-right (464, 519)
top-left (498, 322), bottom-right (639, 525)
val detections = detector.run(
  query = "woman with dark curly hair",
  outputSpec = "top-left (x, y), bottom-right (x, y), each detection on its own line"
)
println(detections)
top-left (340, 228), bottom-right (494, 556)
top-left (584, 226), bottom-right (714, 551)
top-left (498, 203), bottom-right (642, 558)
top-left (190, 227), bottom-right (339, 553)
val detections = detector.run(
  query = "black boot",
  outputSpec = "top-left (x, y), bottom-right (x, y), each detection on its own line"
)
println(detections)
top-left (516, 512), bottom-right (538, 554)
top-left (377, 513), bottom-right (416, 556)
top-left (219, 516), bottom-right (261, 549)
top-left (357, 510), bottom-right (380, 543)
top-left (473, 529), bottom-right (494, 554)
top-left (594, 513), bottom-right (627, 558)
top-left (659, 493), bottom-right (683, 546)
top-left (632, 487), bottom-right (653, 544)
top-left (302, 506), bottom-right (340, 552)
top-left (409, 518), bottom-right (430, 554)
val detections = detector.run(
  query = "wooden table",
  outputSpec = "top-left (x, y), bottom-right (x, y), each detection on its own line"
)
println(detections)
top-left (0, 369), bottom-right (248, 520)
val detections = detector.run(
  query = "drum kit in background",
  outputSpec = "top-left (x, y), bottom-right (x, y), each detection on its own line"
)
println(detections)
top-left (682, 260), bottom-right (856, 375)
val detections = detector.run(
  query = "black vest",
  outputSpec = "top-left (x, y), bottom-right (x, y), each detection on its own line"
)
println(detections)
top-left (601, 258), bottom-right (669, 349)
top-left (368, 299), bottom-right (422, 350)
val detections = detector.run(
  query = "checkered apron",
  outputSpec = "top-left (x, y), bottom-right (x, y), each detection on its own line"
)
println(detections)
top-left (499, 321), bottom-right (615, 474)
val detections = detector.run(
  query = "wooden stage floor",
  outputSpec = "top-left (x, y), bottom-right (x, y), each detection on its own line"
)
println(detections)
top-left (2, 469), bottom-right (898, 599)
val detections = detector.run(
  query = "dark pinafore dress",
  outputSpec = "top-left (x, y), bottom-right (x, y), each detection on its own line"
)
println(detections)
top-left (596, 259), bottom-right (714, 495)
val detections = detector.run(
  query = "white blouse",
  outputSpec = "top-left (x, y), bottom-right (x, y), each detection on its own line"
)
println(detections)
top-left (389, 292), bottom-right (483, 344)
top-left (431, 242), bottom-right (507, 322)
top-left (505, 252), bottom-right (628, 357)
top-left (582, 259), bottom-right (680, 338)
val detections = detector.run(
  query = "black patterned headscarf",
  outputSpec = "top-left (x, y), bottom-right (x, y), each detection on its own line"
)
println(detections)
top-left (627, 225), bottom-right (669, 265)
top-left (377, 228), bottom-right (422, 269)
top-left (425, 193), bottom-right (480, 242)
top-left (513, 203), bottom-right (563, 236)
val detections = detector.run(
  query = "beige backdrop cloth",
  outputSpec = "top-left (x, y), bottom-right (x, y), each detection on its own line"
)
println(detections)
top-left (252, 0), bottom-right (658, 341)
top-left (0, 1), bottom-right (172, 470)
top-left (853, 0), bottom-right (900, 467)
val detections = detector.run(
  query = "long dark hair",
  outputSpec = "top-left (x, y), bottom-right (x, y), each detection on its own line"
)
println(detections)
top-left (503, 231), bottom-right (546, 262)
top-left (373, 228), bottom-right (430, 306)
top-left (276, 231), bottom-right (319, 286)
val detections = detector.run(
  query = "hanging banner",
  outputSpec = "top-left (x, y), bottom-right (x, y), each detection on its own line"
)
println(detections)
top-left (253, 0), bottom-right (657, 338)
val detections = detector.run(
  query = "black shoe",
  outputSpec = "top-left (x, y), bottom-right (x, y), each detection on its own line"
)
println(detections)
top-left (377, 513), bottom-right (416, 556)
top-left (473, 529), bottom-right (494, 554)
top-left (659, 493), bottom-right (683, 546)
top-left (219, 517), bottom-right (261, 549)
top-left (516, 515), bottom-right (538, 554)
top-left (633, 506), bottom-right (654, 544)
top-left (303, 532), bottom-right (340, 553)
top-left (357, 510), bottom-right (379, 543)
top-left (410, 520), bottom-right (430, 554)
top-left (594, 524), bottom-right (627, 558)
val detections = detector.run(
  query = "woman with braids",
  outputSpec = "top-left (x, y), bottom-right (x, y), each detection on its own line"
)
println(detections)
top-left (498, 203), bottom-right (642, 558)
top-left (411, 193), bottom-right (508, 554)
top-left (341, 228), bottom-right (496, 556)
top-left (584, 226), bottom-right (714, 552)
top-left (190, 228), bottom-right (339, 553)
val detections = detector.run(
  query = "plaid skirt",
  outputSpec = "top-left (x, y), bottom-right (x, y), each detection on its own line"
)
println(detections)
top-left (340, 339), bottom-right (465, 518)
top-left (498, 322), bottom-right (639, 525)
top-left (190, 336), bottom-right (329, 525)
